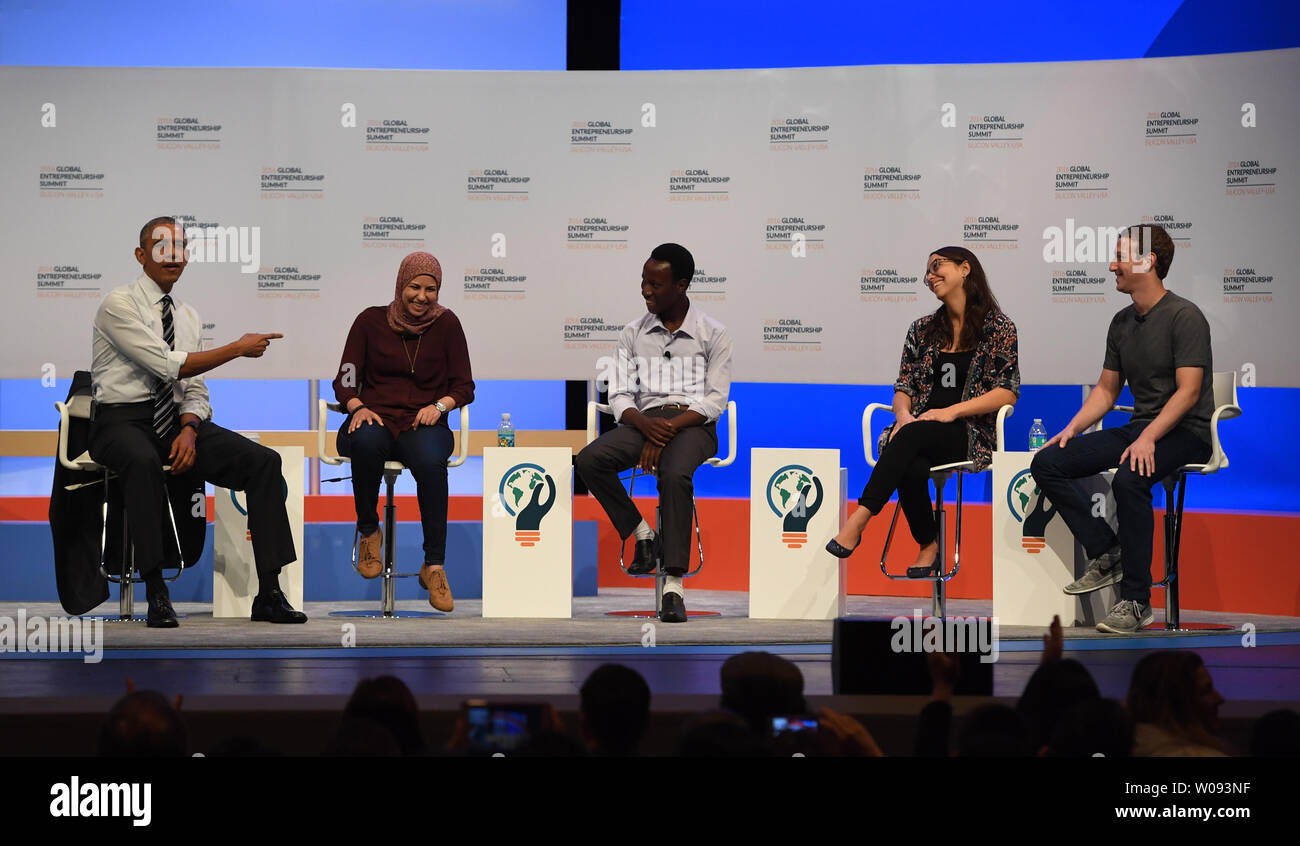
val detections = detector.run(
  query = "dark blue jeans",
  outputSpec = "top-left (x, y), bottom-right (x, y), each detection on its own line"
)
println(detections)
top-left (338, 420), bottom-right (455, 565)
top-left (1029, 421), bottom-right (1210, 604)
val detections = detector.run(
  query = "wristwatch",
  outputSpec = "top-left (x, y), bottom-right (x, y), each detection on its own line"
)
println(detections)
top-left (182, 420), bottom-right (200, 432)
top-left (434, 400), bottom-right (448, 414)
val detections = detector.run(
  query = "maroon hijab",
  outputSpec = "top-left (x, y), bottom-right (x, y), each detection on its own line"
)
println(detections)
top-left (387, 251), bottom-right (447, 335)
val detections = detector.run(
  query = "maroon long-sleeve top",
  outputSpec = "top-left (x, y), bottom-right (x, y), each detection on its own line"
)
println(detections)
top-left (332, 306), bottom-right (475, 439)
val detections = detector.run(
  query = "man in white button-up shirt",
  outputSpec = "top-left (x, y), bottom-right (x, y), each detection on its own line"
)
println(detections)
top-left (575, 243), bottom-right (733, 623)
top-left (89, 217), bottom-right (305, 627)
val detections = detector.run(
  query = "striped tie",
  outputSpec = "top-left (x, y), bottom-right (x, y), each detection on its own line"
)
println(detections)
top-left (153, 294), bottom-right (178, 441)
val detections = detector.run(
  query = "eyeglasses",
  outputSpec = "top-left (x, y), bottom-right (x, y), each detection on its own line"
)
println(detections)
top-left (924, 258), bottom-right (960, 278)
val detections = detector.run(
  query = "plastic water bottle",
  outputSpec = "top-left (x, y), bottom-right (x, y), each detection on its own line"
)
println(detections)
top-left (1029, 418), bottom-right (1047, 451)
top-left (497, 413), bottom-right (515, 447)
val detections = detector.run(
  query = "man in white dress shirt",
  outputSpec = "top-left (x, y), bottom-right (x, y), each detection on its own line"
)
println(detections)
top-left (89, 217), bottom-right (305, 627)
top-left (575, 243), bottom-right (734, 623)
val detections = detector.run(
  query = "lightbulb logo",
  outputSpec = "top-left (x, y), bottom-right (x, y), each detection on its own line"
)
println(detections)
top-left (766, 464), bottom-right (823, 548)
top-left (497, 463), bottom-right (556, 547)
top-left (1007, 469), bottom-right (1058, 553)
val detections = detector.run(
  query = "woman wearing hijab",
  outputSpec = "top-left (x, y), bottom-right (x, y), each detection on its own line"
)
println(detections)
top-left (332, 251), bottom-right (475, 612)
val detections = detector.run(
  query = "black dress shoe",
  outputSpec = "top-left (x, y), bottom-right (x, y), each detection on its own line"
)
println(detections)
top-left (146, 595), bottom-right (179, 629)
top-left (251, 588), bottom-right (308, 624)
top-left (627, 537), bottom-right (657, 575)
top-left (660, 591), bottom-right (687, 623)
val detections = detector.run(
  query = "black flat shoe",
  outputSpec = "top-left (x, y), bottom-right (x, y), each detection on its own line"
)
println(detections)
top-left (906, 561), bottom-right (941, 579)
top-left (660, 591), bottom-right (687, 623)
top-left (251, 588), bottom-right (308, 624)
top-left (146, 595), bottom-right (179, 629)
top-left (627, 537), bottom-right (657, 575)
top-left (825, 538), bottom-right (858, 559)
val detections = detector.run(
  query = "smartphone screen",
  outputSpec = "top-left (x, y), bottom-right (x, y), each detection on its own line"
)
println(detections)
top-left (465, 702), bottom-right (542, 753)
top-left (771, 715), bottom-right (820, 736)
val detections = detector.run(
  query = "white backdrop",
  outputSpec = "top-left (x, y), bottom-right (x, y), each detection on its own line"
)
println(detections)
top-left (3, 49), bottom-right (1296, 385)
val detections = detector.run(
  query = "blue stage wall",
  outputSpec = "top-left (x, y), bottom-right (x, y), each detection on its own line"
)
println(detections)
top-left (0, 521), bottom-right (600, 604)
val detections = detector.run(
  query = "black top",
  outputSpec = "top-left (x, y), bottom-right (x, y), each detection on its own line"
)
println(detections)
top-left (928, 349), bottom-right (975, 410)
top-left (1103, 290), bottom-right (1214, 444)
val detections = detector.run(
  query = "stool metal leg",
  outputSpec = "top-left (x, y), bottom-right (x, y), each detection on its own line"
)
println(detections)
top-left (653, 504), bottom-right (665, 617)
top-left (878, 470), bottom-right (965, 621)
top-left (330, 465), bottom-right (437, 619)
top-left (381, 467), bottom-right (398, 618)
top-left (1150, 472), bottom-right (1228, 632)
top-left (604, 480), bottom-right (720, 619)
top-left (1169, 474), bottom-right (1190, 630)
top-left (120, 510), bottom-right (135, 621)
top-left (1162, 476), bottom-right (1180, 630)
top-left (96, 471), bottom-right (184, 623)
top-left (878, 501), bottom-right (904, 572)
top-left (933, 476), bottom-right (945, 620)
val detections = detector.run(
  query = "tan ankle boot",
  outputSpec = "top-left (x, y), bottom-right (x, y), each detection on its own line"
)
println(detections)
top-left (357, 529), bottom-right (383, 579)
top-left (419, 563), bottom-right (454, 612)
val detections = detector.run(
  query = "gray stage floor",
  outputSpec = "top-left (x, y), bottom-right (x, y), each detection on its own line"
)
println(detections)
top-left (3, 591), bottom-right (1299, 711)
top-left (2, 589), bottom-right (1295, 649)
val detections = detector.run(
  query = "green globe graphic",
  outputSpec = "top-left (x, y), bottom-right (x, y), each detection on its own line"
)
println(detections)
top-left (503, 465), bottom-right (547, 514)
top-left (1011, 472), bottom-right (1039, 519)
top-left (770, 467), bottom-right (814, 516)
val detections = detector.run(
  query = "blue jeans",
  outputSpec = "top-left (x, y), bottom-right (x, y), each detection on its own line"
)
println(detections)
top-left (337, 420), bottom-right (455, 565)
top-left (1029, 421), bottom-right (1210, 604)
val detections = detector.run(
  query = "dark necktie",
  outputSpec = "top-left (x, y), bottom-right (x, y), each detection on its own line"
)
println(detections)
top-left (153, 294), bottom-right (178, 441)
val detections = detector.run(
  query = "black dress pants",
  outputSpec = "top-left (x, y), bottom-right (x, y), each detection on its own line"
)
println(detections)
top-left (89, 402), bottom-right (296, 580)
top-left (858, 420), bottom-right (968, 546)
top-left (574, 408), bottom-right (717, 576)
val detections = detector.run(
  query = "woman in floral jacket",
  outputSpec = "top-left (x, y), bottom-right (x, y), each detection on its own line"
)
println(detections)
top-left (827, 246), bottom-right (1020, 575)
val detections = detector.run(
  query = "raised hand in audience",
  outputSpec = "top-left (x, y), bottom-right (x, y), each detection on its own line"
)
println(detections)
top-left (1042, 615), bottom-right (1064, 665)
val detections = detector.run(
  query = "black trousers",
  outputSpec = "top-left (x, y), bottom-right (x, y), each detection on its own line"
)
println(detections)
top-left (1030, 420), bottom-right (1210, 604)
top-left (89, 402), bottom-right (296, 581)
top-left (337, 420), bottom-right (455, 565)
top-left (574, 408), bottom-right (717, 576)
top-left (859, 420), bottom-right (968, 546)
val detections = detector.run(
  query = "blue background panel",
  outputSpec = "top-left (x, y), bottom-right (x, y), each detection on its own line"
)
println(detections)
top-left (621, 0), bottom-right (1300, 69)
top-left (0, 0), bottom-right (567, 70)
top-left (0, 521), bottom-right (599, 602)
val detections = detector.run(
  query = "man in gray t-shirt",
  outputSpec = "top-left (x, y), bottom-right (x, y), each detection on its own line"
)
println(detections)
top-left (1031, 224), bottom-right (1213, 634)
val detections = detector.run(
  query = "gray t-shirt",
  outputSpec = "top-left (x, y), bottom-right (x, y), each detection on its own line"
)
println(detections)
top-left (1103, 290), bottom-right (1214, 444)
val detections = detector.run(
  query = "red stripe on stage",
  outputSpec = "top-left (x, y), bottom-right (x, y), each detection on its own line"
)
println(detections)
top-left (12, 494), bottom-right (1300, 616)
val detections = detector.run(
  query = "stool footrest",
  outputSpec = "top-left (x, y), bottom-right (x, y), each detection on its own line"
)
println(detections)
top-left (328, 610), bottom-right (442, 619)
top-left (881, 571), bottom-right (955, 582)
top-left (604, 610), bottom-right (722, 618)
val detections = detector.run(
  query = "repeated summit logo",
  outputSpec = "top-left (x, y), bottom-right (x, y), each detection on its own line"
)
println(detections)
top-left (766, 465), bottom-right (823, 549)
top-left (497, 463), bottom-right (557, 547)
top-left (1006, 469), bottom-right (1058, 553)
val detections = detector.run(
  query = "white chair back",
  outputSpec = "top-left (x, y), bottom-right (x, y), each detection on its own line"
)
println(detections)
top-left (1200, 370), bottom-right (1241, 474)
